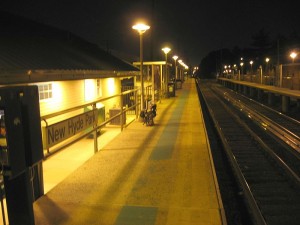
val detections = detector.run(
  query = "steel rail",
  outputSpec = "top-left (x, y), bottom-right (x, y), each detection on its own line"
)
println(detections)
top-left (197, 81), bottom-right (267, 225)
top-left (221, 90), bottom-right (300, 153)
top-left (197, 80), bottom-right (300, 225)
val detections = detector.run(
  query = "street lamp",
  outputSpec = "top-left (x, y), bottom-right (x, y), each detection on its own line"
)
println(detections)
top-left (162, 47), bottom-right (171, 61)
top-left (132, 23), bottom-right (150, 110)
top-left (250, 60), bottom-right (253, 73)
top-left (265, 57), bottom-right (270, 73)
top-left (162, 47), bottom-right (171, 96)
top-left (178, 59), bottom-right (183, 80)
top-left (240, 62), bottom-right (244, 80)
top-left (290, 51), bottom-right (297, 63)
top-left (172, 55), bottom-right (178, 79)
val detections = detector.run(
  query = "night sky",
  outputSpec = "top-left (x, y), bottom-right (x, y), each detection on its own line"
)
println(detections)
top-left (1, 0), bottom-right (299, 66)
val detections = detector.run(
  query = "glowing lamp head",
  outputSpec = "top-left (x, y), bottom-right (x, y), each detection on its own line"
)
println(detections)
top-left (290, 52), bottom-right (297, 59)
top-left (132, 23), bottom-right (150, 34)
top-left (162, 47), bottom-right (171, 54)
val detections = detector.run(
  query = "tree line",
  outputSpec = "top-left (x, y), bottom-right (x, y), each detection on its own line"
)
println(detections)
top-left (196, 29), bottom-right (300, 79)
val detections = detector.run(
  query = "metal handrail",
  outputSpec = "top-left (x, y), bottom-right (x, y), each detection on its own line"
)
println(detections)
top-left (43, 102), bottom-right (140, 159)
top-left (38, 82), bottom-right (166, 158)
top-left (40, 88), bottom-right (139, 121)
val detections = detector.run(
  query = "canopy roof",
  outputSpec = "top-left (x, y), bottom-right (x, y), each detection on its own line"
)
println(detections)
top-left (0, 11), bottom-right (139, 84)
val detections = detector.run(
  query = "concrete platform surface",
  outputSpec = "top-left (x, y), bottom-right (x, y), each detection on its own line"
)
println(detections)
top-left (33, 78), bottom-right (226, 225)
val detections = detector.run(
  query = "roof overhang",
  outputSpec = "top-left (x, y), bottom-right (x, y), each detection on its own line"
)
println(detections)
top-left (0, 69), bottom-right (140, 85)
top-left (133, 61), bottom-right (172, 66)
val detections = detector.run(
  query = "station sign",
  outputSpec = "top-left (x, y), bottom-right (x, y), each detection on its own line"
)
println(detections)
top-left (44, 109), bottom-right (98, 148)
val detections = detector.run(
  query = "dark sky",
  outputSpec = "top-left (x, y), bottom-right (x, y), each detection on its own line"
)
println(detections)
top-left (1, 0), bottom-right (299, 66)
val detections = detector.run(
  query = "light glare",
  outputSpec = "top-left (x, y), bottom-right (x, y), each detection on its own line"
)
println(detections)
top-left (132, 23), bottom-right (150, 34)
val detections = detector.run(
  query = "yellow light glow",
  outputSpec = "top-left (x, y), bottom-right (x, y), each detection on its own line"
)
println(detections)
top-left (132, 23), bottom-right (150, 34)
top-left (84, 79), bottom-right (96, 102)
top-left (96, 102), bottom-right (104, 109)
top-left (290, 52), bottom-right (297, 59)
top-left (162, 47), bottom-right (171, 54)
top-left (107, 78), bottom-right (115, 95)
top-left (52, 82), bottom-right (62, 102)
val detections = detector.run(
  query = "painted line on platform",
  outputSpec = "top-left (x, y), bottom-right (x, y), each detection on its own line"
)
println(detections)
top-left (149, 88), bottom-right (189, 160)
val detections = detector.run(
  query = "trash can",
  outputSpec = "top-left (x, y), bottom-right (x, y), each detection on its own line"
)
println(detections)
top-left (109, 108), bottom-right (126, 125)
top-left (167, 82), bottom-right (175, 97)
top-left (176, 79), bottom-right (182, 89)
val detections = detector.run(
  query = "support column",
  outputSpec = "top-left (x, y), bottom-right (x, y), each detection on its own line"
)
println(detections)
top-left (243, 85), bottom-right (247, 95)
top-left (238, 84), bottom-right (242, 93)
top-left (257, 89), bottom-right (263, 101)
top-left (282, 95), bottom-right (290, 113)
top-left (268, 92), bottom-right (275, 106)
top-left (4, 170), bottom-right (35, 225)
top-left (250, 87), bottom-right (255, 98)
top-left (297, 99), bottom-right (300, 112)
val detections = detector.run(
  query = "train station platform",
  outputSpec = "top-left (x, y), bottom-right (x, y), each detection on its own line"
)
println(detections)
top-left (33, 78), bottom-right (226, 225)
top-left (218, 77), bottom-right (300, 115)
top-left (218, 77), bottom-right (300, 98)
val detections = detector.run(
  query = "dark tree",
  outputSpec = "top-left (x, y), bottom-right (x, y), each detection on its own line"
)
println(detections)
top-left (196, 29), bottom-right (299, 78)
top-left (251, 28), bottom-right (271, 50)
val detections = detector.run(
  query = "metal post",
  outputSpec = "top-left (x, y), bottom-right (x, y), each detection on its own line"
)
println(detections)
top-left (120, 93), bottom-right (124, 131)
top-left (165, 54), bottom-right (168, 97)
top-left (160, 64), bottom-right (163, 101)
top-left (279, 64), bottom-right (283, 87)
top-left (135, 90), bottom-right (138, 119)
top-left (260, 66), bottom-right (263, 84)
top-left (152, 65), bottom-right (155, 102)
top-left (0, 181), bottom-right (6, 225)
top-left (93, 103), bottom-right (98, 153)
top-left (140, 34), bottom-right (145, 111)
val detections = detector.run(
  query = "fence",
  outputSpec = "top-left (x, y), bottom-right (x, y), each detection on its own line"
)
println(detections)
top-left (41, 87), bottom-right (140, 158)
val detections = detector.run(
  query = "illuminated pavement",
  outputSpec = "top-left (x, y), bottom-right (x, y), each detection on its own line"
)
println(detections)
top-left (42, 126), bottom-right (122, 193)
top-left (34, 78), bottom-right (225, 225)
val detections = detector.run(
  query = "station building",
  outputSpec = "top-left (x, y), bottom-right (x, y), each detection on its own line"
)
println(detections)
top-left (0, 11), bottom-right (140, 156)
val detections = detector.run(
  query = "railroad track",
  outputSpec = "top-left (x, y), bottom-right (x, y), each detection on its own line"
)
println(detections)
top-left (213, 84), bottom-right (300, 177)
top-left (196, 79), bottom-right (300, 225)
top-left (216, 85), bottom-right (300, 154)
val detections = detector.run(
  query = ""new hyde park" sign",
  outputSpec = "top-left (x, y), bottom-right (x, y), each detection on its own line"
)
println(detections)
top-left (45, 109), bottom-right (98, 148)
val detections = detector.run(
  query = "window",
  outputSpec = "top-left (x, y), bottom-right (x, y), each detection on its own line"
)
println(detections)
top-left (38, 83), bottom-right (53, 101)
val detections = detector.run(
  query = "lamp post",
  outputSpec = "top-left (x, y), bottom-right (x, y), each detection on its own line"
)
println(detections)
top-left (250, 60), bottom-right (253, 73)
top-left (240, 62), bottom-right (244, 80)
top-left (265, 57), bottom-right (270, 74)
top-left (178, 59), bottom-right (182, 80)
top-left (162, 47), bottom-right (171, 66)
top-left (132, 23), bottom-right (150, 110)
top-left (172, 55), bottom-right (178, 80)
top-left (162, 47), bottom-right (171, 96)
top-left (290, 51), bottom-right (297, 63)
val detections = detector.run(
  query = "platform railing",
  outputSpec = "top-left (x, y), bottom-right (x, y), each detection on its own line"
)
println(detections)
top-left (41, 87), bottom-right (140, 158)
